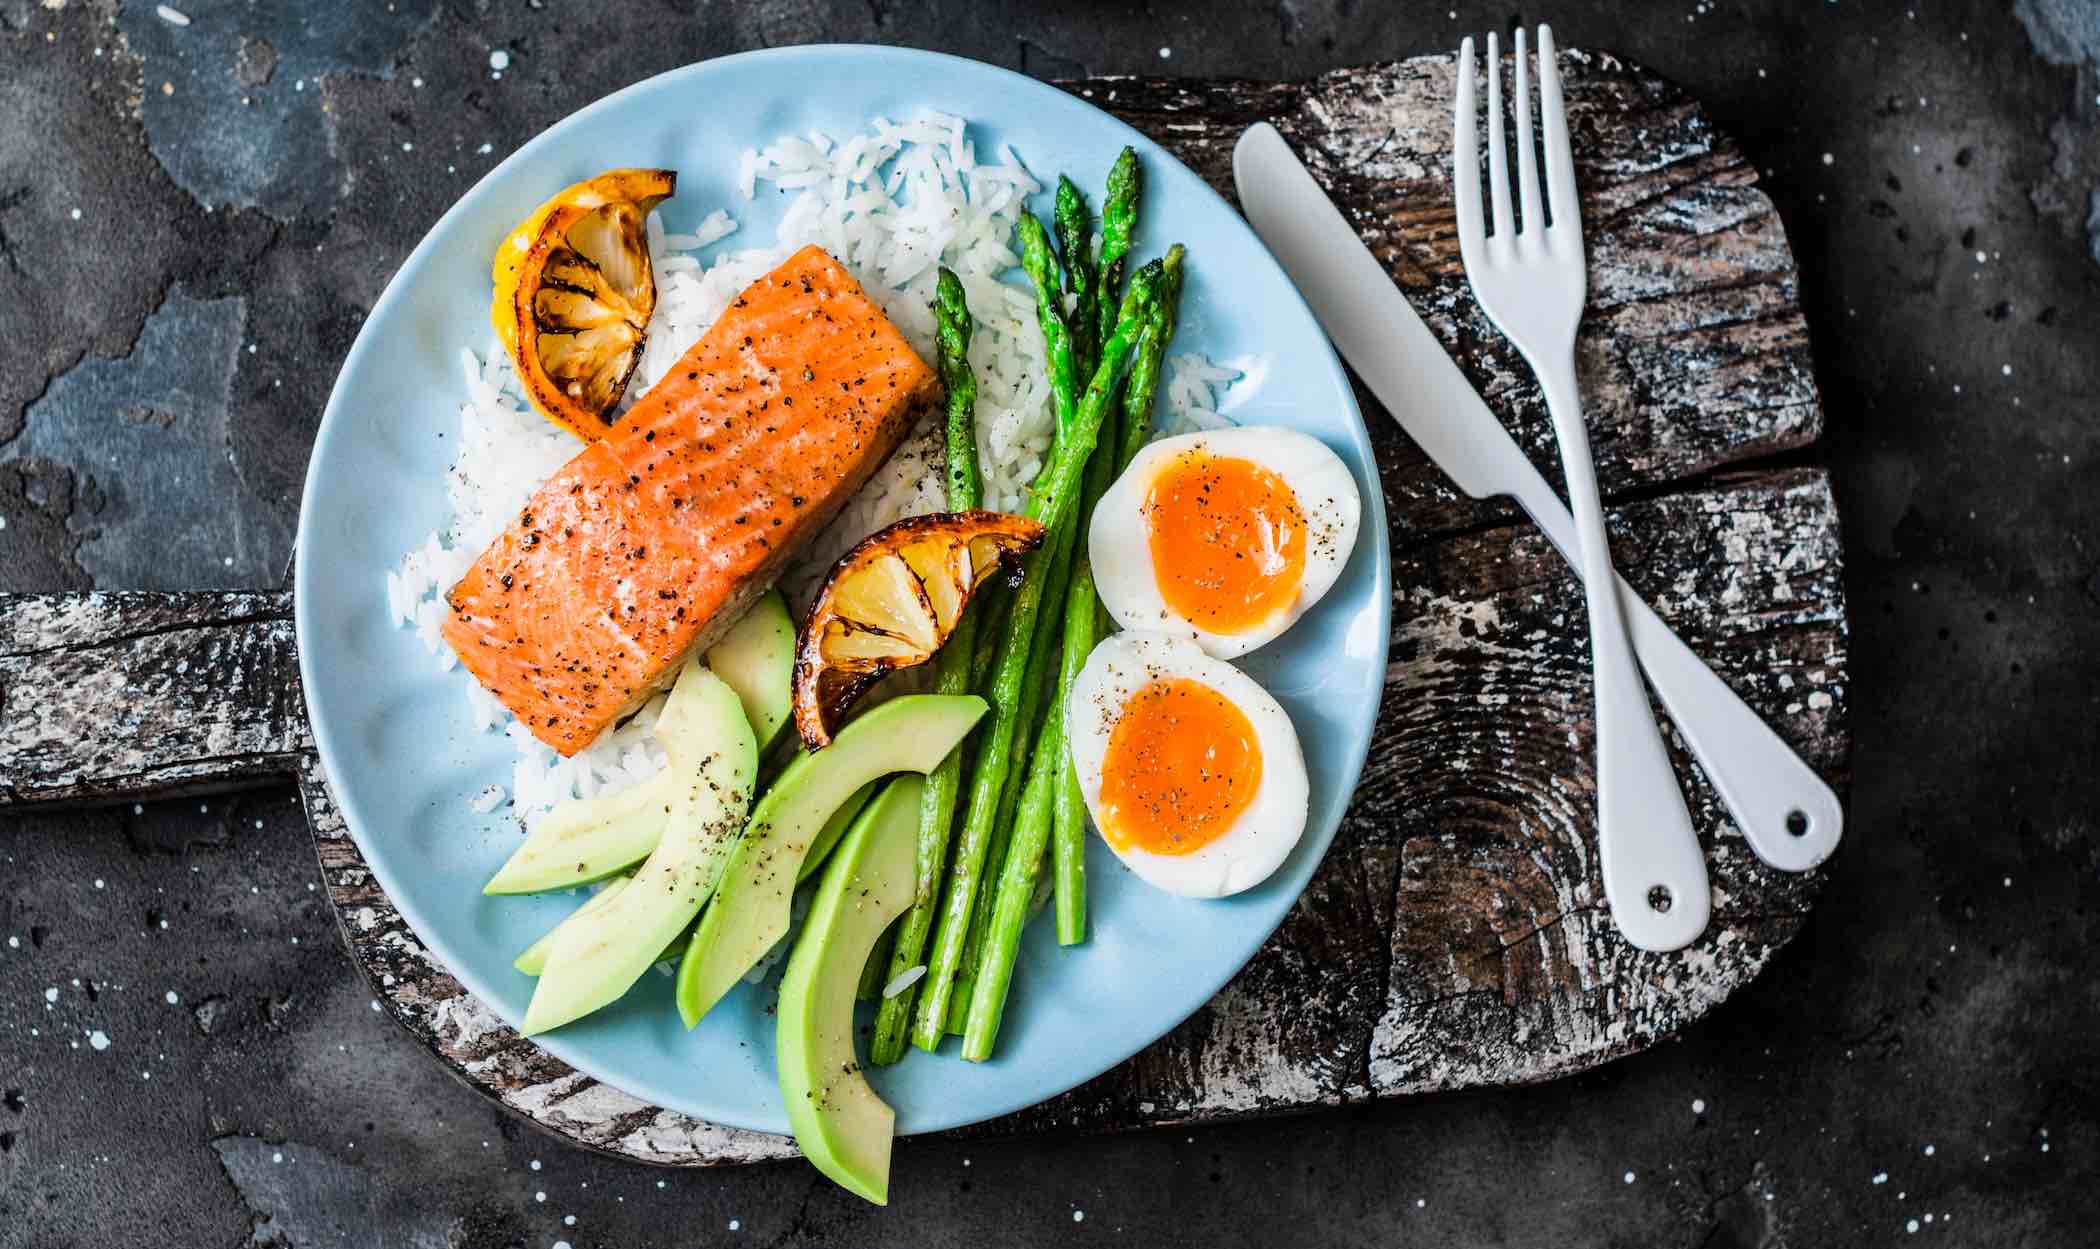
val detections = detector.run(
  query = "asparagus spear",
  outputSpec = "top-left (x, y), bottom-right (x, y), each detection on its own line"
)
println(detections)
top-left (1115, 243), bottom-right (1187, 471)
top-left (911, 262), bottom-right (1164, 1052)
top-left (1093, 148), bottom-right (1141, 360)
top-left (867, 268), bottom-right (983, 1065)
top-left (947, 518), bottom-right (1073, 1032)
top-left (935, 269), bottom-right (981, 507)
top-left (1054, 176), bottom-right (1099, 380)
top-left (1015, 213), bottom-right (1079, 438)
top-left (1045, 245), bottom-right (1184, 945)
top-left (961, 584), bottom-right (1085, 1058)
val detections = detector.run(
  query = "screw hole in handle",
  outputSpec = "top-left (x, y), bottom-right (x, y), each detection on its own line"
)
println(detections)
top-left (1785, 809), bottom-right (1810, 838)
top-left (1646, 885), bottom-right (1673, 914)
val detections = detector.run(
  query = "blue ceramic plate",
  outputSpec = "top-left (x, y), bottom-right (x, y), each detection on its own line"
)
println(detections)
top-left (295, 45), bottom-right (1390, 1137)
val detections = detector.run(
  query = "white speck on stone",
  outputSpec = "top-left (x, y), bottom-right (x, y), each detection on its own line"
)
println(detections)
top-left (1907, 1219), bottom-right (1919, 1233)
top-left (402, 142), bottom-right (414, 152)
top-left (156, 4), bottom-right (191, 26)
top-left (1073, 1210), bottom-right (1085, 1222)
top-left (1159, 46), bottom-right (1171, 58)
top-left (165, 991), bottom-right (179, 1005)
top-left (1924, 1144), bottom-right (1935, 1156)
top-left (1692, 1099), bottom-right (1707, 1114)
top-left (1874, 1172), bottom-right (1888, 1184)
top-left (563, 1215), bottom-right (575, 1226)
top-left (6, 936), bottom-right (16, 949)
top-left (71, 208), bottom-right (82, 221)
top-left (412, 77), bottom-right (424, 88)
top-left (87, 1029), bottom-right (110, 1050)
top-left (2002, 364), bottom-right (2012, 375)
top-left (272, 1151), bottom-right (283, 1164)
top-left (489, 49), bottom-right (511, 70)
top-left (1416, 1198), bottom-right (1426, 1208)
top-left (1624, 1170), bottom-right (1636, 1184)
top-left (555, 1243), bottom-right (572, 1249)
top-left (1821, 152), bottom-right (1833, 165)
top-left (370, 999), bottom-right (381, 1012)
top-left (530, 1159), bottom-right (542, 1171)
top-left (657, 1180), bottom-right (666, 1189)
top-left (478, 142), bottom-right (493, 154)
top-left (535, 1191), bottom-right (546, 1203)
top-left (729, 1220), bottom-right (740, 1231)
top-left (44, 987), bottom-right (59, 1004)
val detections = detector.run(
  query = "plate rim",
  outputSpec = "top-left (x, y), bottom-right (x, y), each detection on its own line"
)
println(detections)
top-left (294, 42), bottom-right (1391, 1137)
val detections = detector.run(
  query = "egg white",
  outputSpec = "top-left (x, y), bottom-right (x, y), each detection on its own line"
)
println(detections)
top-left (1090, 426), bottom-right (1361, 660)
top-left (1066, 631), bottom-right (1309, 898)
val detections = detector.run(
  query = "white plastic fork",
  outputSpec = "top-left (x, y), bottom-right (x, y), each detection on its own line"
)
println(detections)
top-left (1454, 26), bottom-right (1711, 951)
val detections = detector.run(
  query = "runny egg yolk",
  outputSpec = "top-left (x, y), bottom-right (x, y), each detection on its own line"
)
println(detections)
top-left (1142, 451), bottom-right (1308, 635)
top-left (1097, 677), bottom-right (1263, 856)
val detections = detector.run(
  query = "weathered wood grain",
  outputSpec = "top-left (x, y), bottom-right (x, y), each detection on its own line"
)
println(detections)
top-left (0, 50), bottom-right (1850, 1165)
top-left (0, 590), bottom-right (303, 806)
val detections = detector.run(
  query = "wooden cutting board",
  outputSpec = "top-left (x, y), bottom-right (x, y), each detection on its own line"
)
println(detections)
top-left (0, 49), bottom-right (1848, 1165)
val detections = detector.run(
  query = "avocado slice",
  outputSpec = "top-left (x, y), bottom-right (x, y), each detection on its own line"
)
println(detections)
top-left (707, 588), bottom-right (796, 751)
top-left (675, 694), bottom-right (987, 1028)
top-left (483, 775), bottom-right (676, 896)
top-left (511, 875), bottom-right (695, 976)
top-left (521, 661), bottom-right (756, 1035)
top-left (799, 778), bottom-right (880, 886)
top-left (513, 876), bottom-right (629, 975)
top-left (777, 775), bottom-right (923, 1206)
top-left (483, 591), bottom-right (796, 896)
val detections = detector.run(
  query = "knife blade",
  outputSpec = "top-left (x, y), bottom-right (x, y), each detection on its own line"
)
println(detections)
top-left (1233, 121), bottom-right (1841, 872)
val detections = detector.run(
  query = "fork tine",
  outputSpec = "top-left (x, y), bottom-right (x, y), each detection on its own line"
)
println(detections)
top-left (1537, 24), bottom-right (1579, 231)
top-left (1512, 28), bottom-right (1543, 235)
top-left (1483, 32), bottom-right (1513, 240)
top-left (1452, 37), bottom-right (1484, 256)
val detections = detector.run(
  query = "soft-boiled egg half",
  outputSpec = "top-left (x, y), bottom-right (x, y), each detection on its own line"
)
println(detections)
top-left (1091, 427), bottom-right (1361, 659)
top-left (1067, 631), bottom-right (1308, 898)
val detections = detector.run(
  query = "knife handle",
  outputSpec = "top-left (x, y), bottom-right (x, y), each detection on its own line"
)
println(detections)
top-left (1511, 482), bottom-right (1844, 872)
top-left (1614, 574), bottom-right (1843, 872)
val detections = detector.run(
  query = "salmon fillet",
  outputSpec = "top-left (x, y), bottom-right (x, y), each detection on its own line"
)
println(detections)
top-left (443, 244), bottom-right (940, 755)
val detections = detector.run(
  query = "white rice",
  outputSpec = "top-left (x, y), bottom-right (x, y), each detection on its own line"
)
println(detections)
top-left (1160, 353), bottom-right (1247, 435)
top-left (881, 964), bottom-right (928, 999)
top-left (388, 111), bottom-right (1239, 828)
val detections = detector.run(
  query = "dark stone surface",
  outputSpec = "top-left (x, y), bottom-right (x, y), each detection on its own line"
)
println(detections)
top-left (1, 0), bottom-right (2095, 1245)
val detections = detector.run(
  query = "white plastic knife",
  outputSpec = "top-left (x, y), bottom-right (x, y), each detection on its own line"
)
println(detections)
top-left (1233, 121), bottom-right (1841, 873)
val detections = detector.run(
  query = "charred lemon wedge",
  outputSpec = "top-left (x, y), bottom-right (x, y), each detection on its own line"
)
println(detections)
top-left (794, 511), bottom-right (1045, 749)
top-left (491, 167), bottom-right (676, 442)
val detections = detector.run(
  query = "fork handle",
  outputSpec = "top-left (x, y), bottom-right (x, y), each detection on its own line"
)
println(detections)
top-left (1534, 354), bottom-right (1713, 951)
top-left (1502, 457), bottom-right (1844, 875)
